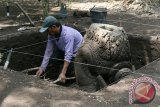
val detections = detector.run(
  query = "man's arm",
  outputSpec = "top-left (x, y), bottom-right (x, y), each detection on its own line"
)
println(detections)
top-left (36, 37), bottom-right (54, 77)
top-left (40, 37), bottom-right (54, 71)
top-left (59, 61), bottom-right (70, 81)
top-left (59, 38), bottom-right (74, 81)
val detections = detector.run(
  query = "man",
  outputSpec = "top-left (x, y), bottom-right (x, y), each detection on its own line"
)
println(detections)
top-left (36, 16), bottom-right (83, 82)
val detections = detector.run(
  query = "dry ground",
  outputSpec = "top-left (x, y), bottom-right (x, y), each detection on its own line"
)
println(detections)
top-left (0, 61), bottom-right (160, 107)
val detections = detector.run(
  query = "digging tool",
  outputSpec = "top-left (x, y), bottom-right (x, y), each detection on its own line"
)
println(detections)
top-left (32, 73), bottom-right (76, 84)
top-left (52, 77), bottom-right (76, 84)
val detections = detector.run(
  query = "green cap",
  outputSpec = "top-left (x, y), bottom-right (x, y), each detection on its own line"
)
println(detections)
top-left (39, 16), bottom-right (58, 33)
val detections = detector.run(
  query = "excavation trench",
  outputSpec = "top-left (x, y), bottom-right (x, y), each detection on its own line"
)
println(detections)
top-left (0, 30), bottom-right (160, 90)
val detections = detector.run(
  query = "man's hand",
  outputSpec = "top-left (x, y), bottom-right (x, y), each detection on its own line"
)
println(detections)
top-left (36, 68), bottom-right (44, 77)
top-left (58, 72), bottom-right (66, 83)
top-left (58, 61), bottom-right (70, 82)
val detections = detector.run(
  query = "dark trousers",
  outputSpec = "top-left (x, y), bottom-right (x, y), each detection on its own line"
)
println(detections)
top-left (46, 47), bottom-right (74, 79)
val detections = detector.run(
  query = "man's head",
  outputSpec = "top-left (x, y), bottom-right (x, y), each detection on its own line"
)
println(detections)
top-left (39, 16), bottom-right (61, 36)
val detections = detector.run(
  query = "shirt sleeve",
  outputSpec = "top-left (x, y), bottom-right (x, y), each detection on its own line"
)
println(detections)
top-left (64, 37), bottom-right (74, 63)
top-left (40, 37), bottom-right (54, 71)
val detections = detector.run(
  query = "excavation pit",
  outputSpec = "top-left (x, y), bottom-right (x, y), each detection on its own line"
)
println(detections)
top-left (0, 27), bottom-right (160, 92)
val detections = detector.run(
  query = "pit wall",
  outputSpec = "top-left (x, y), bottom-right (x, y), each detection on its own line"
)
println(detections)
top-left (0, 31), bottom-right (47, 71)
top-left (128, 34), bottom-right (160, 69)
top-left (0, 31), bottom-right (160, 71)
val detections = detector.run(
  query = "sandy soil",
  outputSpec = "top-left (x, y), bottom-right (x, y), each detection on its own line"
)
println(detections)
top-left (0, 61), bottom-right (160, 107)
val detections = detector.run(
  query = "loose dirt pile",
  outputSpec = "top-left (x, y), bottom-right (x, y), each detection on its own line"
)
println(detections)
top-left (67, 0), bottom-right (160, 17)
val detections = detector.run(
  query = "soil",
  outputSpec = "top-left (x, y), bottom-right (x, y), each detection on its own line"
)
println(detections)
top-left (0, 0), bottom-right (160, 107)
